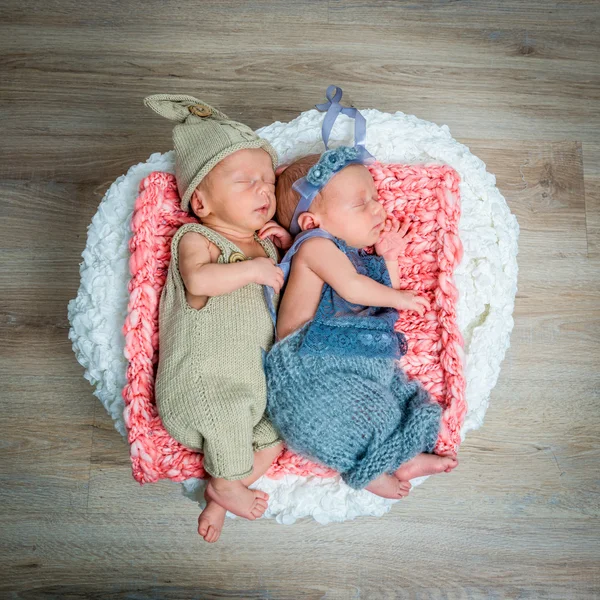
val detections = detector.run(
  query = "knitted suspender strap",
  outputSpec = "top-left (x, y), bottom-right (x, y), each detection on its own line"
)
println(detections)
top-left (256, 236), bottom-right (278, 263)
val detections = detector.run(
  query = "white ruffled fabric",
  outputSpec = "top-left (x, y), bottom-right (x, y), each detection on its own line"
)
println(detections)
top-left (68, 108), bottom-right (519, 524)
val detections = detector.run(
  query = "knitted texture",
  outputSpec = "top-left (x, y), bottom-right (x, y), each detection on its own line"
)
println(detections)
top-left (144, 94), bottom-right (278, 211)
top-left (122, 163), bottom-right (466, 484)
top-left (369, 163), bottom-right (466, 455)
top-left (263, 236), bottom-right (443, 490)
top-left (295, 237), bottom-right (408, 360)
top-left (154, 222), bottom-right (280, 480)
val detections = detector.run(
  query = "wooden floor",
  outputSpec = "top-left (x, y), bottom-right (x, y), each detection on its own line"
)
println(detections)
top-left (1, 1), bottom-right (599, 598)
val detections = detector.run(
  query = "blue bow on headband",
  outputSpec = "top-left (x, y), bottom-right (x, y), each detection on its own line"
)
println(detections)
top-left (289, 85), bottom-right (375, 236)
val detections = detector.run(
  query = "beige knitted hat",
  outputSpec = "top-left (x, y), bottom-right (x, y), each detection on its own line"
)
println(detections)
top-left (144, 94), bottom-right (278, 211)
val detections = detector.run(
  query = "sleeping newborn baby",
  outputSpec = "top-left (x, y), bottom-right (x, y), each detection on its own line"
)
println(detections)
top-left (144, 94), bottom-right (292, 543)
top-left (264, 152), bottom-right (459, 499)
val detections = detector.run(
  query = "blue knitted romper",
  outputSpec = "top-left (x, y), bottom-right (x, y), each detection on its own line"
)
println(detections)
top-left (263, 235), bottom-right (442, 490)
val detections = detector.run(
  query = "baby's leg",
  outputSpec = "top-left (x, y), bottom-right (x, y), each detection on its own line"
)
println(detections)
top-left (199, 442), bottom-right (283, 541)
top-left (393, 451), bottom-right (459, 481)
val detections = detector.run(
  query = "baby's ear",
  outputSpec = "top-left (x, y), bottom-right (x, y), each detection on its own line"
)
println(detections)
top-left (190, 187), bottom-right (211, 219)
top-left (297, 212), bottom-right (319, 231)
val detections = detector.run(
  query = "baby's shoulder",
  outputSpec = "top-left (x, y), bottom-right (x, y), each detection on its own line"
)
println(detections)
top-left (178, 229), bottom-right (221, 265)
top-left (295, 235), bottom-right (340, 262)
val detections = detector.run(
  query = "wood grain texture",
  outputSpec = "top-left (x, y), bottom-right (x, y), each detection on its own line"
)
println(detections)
top-left (0, 1), bottom-right (599, 598)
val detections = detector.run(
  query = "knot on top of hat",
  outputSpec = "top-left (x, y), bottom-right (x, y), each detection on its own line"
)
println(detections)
top-left (143, 93), bottom-right (229, 123)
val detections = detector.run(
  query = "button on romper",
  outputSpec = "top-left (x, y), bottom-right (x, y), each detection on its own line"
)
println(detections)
top-left (155, 222), bottom-right (281, 480)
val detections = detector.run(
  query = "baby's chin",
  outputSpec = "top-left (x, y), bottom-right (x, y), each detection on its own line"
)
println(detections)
top-left (343, 234), bottom-right (378, 249)
top-left (250, 209), bottom-right (273, 230)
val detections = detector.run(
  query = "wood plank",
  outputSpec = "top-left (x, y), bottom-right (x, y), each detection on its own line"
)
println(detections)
top-left (0, 181), bottom-right (103, 249)
top-left (328, 0), bottom-right (600, 29)
top-left (0, 249), bottom-right (103, 329)
top-left (0, 376), bottom-right (94, 513)
top-left (583, 143), bottom-right (600, 258)
top-left (0, 324), bottom-right (96, 377)
top-left (0, 507), bottom-right (598, 598)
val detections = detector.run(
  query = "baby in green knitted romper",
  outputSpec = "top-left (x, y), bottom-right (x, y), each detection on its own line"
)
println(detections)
top-left (144, 94), bottom-right (293, 543)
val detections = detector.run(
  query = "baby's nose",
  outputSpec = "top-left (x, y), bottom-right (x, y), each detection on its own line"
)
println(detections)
top-left (260, 186), bottom-right (275, 204)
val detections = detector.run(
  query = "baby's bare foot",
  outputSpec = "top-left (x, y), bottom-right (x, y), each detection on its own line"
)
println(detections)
top-left (393, 452), bottom-right (459, 480)
top-left (365, 473), bottom-right (412, 499)
top-left (198, 489), bottom-right (226, 543)
top-left (206, 478), bottom-right (269, 520)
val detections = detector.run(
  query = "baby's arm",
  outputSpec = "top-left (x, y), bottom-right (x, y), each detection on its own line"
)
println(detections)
top-left (179, 232), bottom-right (283, 299)
top-left (384, 259), bottom-right (401, 290)
top-left (298, 237), bottom-right (428, 314)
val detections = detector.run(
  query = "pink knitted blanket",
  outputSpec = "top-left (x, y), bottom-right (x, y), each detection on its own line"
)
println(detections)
top-left (122, 164), bottom-right (466, 484)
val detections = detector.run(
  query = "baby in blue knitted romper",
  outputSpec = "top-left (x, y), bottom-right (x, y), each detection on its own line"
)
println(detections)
top-left (264, 155), bottom-right (459, 499)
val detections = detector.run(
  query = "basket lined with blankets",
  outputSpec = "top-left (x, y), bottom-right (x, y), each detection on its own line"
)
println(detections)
top-left (68, 96), bottom-right (519, 524)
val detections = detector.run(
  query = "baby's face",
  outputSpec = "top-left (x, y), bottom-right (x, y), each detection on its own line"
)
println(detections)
top-left (314, 164), bottom-right (386, 248)
top-left (194, 148), bottom-right (276, 231)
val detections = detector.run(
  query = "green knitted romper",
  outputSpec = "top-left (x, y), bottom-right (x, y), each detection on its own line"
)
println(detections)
top-left (155, 222), bottom-right (281, 480)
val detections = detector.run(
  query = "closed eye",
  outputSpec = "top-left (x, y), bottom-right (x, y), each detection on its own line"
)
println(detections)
top-left (236, 179), bottom-right (275, 186)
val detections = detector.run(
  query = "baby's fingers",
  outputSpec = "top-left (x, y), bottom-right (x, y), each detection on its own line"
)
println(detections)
top-left (384, 215), bottom-right (398, 233)
top-left (399, 220), bottom-right (411, 237)
top-left (258, 225), bottom-right (277, 239)
top-left (269, 276), bottom-right (283, 294)
top-left (412, 303), bottom-right (426, 316)
top-left (258, 222), bottom-right (285, 238)
top-left (417, 296), bottom-right (431, 310)
top-left (390, 216), bottom-right (402, 233)
top-left (272, 267), bottom-right (284, 292)
top-left (257, 221), bottom-right (274, 234)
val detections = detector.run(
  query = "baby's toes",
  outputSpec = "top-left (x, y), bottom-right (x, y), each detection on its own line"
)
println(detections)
top-left (254, 490), bottom-right (269, 501)
top-left (250, 504), bottom-right (267, 519)
top-left (444, 458), bottom-right (459, 472)
top-left (252, 496), bottom-right (268, 512)
top-left (204, 525), bottom-right (214, 542)
top-left (209, 527), bottom-right (221, 543)
top-left (395, 481), bottom-right (410, 498)
top-left (254, 496), bottom-right (268, 510)
top-left (440, 450), bottom-right (458, 459)
top-left (198, 519), bottom-right (209, 537)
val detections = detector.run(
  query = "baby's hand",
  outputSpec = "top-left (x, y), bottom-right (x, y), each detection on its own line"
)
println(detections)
top-left (375, 216), bottom-right (412, 261)
top-left (395, 290), bottom-right (431, 316)
top-left (251, 257), bottom-right (285, 294)
top-left (258, 221), bottom-right (293, 251)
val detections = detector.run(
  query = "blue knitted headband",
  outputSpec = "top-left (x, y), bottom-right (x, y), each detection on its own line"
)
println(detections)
top-left (289, 85), bottom-right (375, 236)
